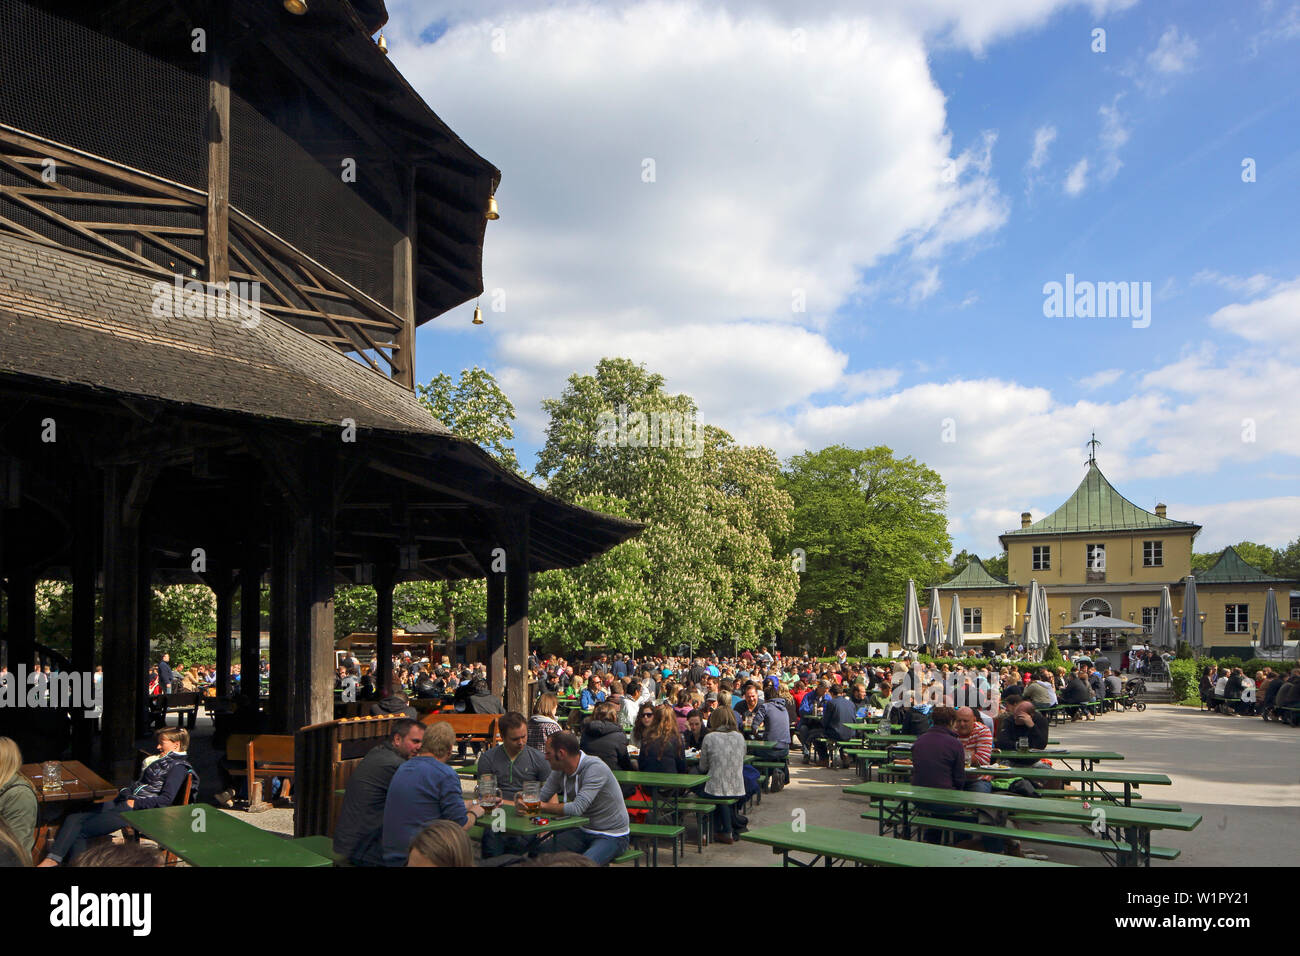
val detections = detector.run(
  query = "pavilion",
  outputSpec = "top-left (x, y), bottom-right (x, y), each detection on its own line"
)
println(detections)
top-left (0, 0), bottom-right (640, 782)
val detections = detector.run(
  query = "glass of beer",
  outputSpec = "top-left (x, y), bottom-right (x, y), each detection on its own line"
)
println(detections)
top-left (42, 761), bottom-right (63, 793)
top-left (519, 781), bottom-right (542, 817)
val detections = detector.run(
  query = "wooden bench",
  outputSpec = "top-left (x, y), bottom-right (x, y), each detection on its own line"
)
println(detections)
top-left (226, 733), bottom-right (295, 812)
top-left (612, 847), bottom-right (644, 867)
top-left (628, 821), bottom-right (686, 867)
top-left (1275, 704), bottom-right (1300, 726)
top-left (898, 814), bottom-right (1182, 864)
top-left (420, 713), bottom-right (499, 758)
top-left (291, 834), bottom-right (345, 865)
top-left (154, 692), bottom-right (200, 729)
top-left (742, 822), bottom-right (1070, 867)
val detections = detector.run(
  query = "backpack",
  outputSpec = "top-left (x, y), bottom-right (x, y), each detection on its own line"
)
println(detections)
top-left (742, 763), bottom-right (761, 798)
top-left (899, 706), bottom-right (931, 736)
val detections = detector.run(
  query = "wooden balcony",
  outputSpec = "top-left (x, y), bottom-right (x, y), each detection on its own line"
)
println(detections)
top-left (0, 125), bottom-right (413, 386)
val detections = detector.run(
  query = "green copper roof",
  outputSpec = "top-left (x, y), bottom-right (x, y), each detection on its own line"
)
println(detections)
top-left (938, 557), bottom-right (1016, 589)
top-left (1002, 462), bottom-right (1199, 538)
top-left (1195, 546), bottom-right (1289, 585)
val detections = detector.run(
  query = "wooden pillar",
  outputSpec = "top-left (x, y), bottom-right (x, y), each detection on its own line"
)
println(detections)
top-left (135, 533), bottom-right (155, 737)
top-left (213, 568), bottom-right (233, 699)
top-left (391, 166), bottom-right (416, 388)
top-left (505, 513), bottom-right (530, 716)
top-left (101, 466), bottom-right (141, 782)
top-left (268, 506), bottom-right (296, 732)
top-left (71, 472), bottom-right (97, 761)
top-left (375, 563), bottom-right (395, 698)
top-left (204, 3), bottom-right (231, 284)
top-left (486, 565), bottom-right (504, 701)
top-left (291, 443), bottom-right (335, 731)
top-left (240, 556), bottom-right (262, 702)
top-left (6, 564), bottom-right (36, 673)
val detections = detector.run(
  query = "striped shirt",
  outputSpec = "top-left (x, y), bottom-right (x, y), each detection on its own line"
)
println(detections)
top-left (957, 721), bottom-right (993, 768)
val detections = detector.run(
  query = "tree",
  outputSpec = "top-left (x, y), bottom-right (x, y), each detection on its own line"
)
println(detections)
top-left (779, 445), bottom-right (951, 648)
top-left (416, 367), bottom-right (521, 475)
top-left (534, 358), bottom-right (797, 652)
top-left (1193, 541), bottom-right (1278, 576)
top-left (1043, 637), bottom-right (1064, 666)
top-left (151, 584), bottom-right (218, 669)
top-left (947, 549), bottom-right (1007, 581)
top-left (1275, 536), bottom-right (1300, 583)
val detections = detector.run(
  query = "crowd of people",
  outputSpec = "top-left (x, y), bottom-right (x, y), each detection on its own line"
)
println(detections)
top-left (1201, 664), bottom-right (1300, 718)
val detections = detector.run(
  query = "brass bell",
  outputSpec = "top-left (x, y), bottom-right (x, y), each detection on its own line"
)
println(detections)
top-left (377, 34), bottom-right (389, 55)
top-left (283, 0), bottom-right (308, 14)
top-left (486, 195), bottom-right (499, 220)
top-left (472, 305), bottom-right (484, 325)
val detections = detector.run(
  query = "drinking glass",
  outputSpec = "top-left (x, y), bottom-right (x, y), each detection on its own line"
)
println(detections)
top-left (1016, 737), bottom-right (1029, 753)
top-left (519, 781), bottom-right (542, 816)
top-left (42, 761), bottom-right (62, 793)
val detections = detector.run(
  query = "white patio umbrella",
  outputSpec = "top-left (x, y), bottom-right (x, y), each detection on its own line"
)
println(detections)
top-left (926, 586), bottom-right (945, 647)
top-left (1259, 588), bottom-right (1284, 653)
top-left (1023, 579), bottom-right (1047, 653)
top-left (1182, 576), bottom-right (1203, 652)
top-left (947, 593), bottom-right (964, 647)
top-left (901, 579), bottom-right (924, 650)
top-left (1037, 584), bottom-right (1051, 647)
top-left (1152, 585), bottom-right (1176, 650)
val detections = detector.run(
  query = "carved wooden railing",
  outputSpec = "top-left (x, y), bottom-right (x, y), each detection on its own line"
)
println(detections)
top-left (0, 126), bottom-right (409, 383)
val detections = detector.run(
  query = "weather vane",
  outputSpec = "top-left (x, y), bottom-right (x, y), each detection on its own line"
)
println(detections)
top-left (1086, 432), bottom-right (1100, 465)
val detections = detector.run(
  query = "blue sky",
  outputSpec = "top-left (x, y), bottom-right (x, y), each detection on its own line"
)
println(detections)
top-left (384, 0), bottom-right (1300, 558)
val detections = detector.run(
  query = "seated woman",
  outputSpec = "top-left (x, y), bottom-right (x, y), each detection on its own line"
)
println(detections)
top-left (528, 693), bottom-right (563, 752)
top-left (38, 728), bottom-right (195, 867)
top-left (637, 705), bottom-right (685, 775)
top-left (697, 705), bottom-right (746, 845)
top-left (0, 737), bottom-right (38, 861)
top-left (682, 709), bottom-right (708, 750)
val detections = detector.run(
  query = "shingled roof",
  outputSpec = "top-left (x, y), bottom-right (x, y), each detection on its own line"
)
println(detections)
top-left (1001, 462), bottom-right (1200, 542)
top-left (1195, 546), bottom-right (1292, 586)
top-left (0, 233), bottom-right (449, 435)
top-left (938, 557), bottom-right (1017, 589)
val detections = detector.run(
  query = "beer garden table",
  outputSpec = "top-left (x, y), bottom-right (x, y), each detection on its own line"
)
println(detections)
top-left (126, 805), bottom-right (332, 867)
top-left (21, 761), bottom-right (117, 805)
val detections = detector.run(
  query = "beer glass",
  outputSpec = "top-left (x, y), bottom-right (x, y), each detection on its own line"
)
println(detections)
top-left (519, 781), bottom-right (542, 816)
top-left (42, 761), bottom-right (62, 793)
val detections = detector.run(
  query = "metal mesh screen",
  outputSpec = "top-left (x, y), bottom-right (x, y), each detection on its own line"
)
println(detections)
top-left (0, 0), bottom-right (400, 305)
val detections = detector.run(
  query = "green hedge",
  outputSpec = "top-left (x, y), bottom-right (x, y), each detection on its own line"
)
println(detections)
top-left (1169, 658), bottom-right (1200, 706)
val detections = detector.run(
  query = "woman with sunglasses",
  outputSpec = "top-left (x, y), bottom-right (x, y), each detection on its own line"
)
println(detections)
top-left (630, 703), bottom-right (655, 748)
top-left (636, 705), bottom-right (686, 775)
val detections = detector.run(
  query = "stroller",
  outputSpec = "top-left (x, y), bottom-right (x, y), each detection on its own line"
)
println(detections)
top-left (1116, 677), bottom-right (1147, 712)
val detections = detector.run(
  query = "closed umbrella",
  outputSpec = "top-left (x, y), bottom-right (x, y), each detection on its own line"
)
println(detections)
top-left (947, 593), bottom-right (964, 648)
top-left (1023, 580), bottom-right (1047, 654)
top-left (1037, 584), bottom-right (1051, 648)
top-left (1259, 588), bottom-right (1283, 654)
top-left (927, 586), bottom-right (946, 648)
top-left (1152, 586), bottom-right (1176, 651)
top-left (1182, 576), bottom-right (1202, 652)
top-left (901, 579), bottom-right (924, 650)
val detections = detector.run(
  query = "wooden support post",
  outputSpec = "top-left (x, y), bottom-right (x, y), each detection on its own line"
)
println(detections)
top-left (505, 513), bottom-right (531, 716)
top-left (292, 443), bottom-right (336, 732)
top-left (204, 6), bottom-right (231, 284)
top-left (101, 466), bottom-right (141, 783)
top-left (486, 564), bottom-right (505, 701)
top-left (71, 474), bottom-right (97, 761)
top-left (269, 505), bottom-right (296, 732)
top-left (391, 166), bottom-right (416, 388)
top-left (376, 563), bottom-right (395, 698)
top-left (240, 545), bottom-right (263, 704)
top-left (213, 569), bottom-right (233, 699)
top-left (135, 532), bottom-right (154, 737)
top-left (6, 565), bottom-right (36, 674)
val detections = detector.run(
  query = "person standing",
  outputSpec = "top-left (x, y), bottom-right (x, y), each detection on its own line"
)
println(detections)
top-left (157, 653), bottom-right (175, 695)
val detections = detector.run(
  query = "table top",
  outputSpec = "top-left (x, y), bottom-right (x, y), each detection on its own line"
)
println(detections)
top-left (880, 764), bottom-right (1170, 785)
top-left (613, 771), bottom-right (711, 789)
top-left (741, 823), bottom-right (1070, 867)
top-left (126, 806), bottom-right (333, 867)
top-left (473, 808), bottom-right (589, 836)
top-left (843, 781), bottom-right (1200, 830)
top-left (21, 761), bottom-right (117, 804)
top-left (988, 750), bottom-right (1123, 761)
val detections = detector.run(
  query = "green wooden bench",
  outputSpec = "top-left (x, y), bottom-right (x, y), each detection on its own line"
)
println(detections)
top-left (611, 847), bottom-right (644, 867)
top-left (741, 823), bottom-right (1071, 867)
top-left (629, 821), bottom-right (686, 866)
top-left (896, 814), bottom-right (1182, 865)
top-left (1273, 704), bottom-right (1300, 726)
top-left (291, 834), bottom-right (345, 865)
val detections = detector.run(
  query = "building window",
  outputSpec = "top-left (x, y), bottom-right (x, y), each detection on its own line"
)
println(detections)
top-left (963, 608), bottom-right (982, 633)
top-left (1032, 545), bottom-right (1050, 570)
top-left (1143, 540), bottom-right (1163, 567)
top-left (1292, 600), bottom-right (1300, 622)
top-left (1141, 607), bottom-right (1158, 630)
top-left (1225, 604), bottom-right (1248, 634)
top-left (1086, 543), bottom-right (1106, 571)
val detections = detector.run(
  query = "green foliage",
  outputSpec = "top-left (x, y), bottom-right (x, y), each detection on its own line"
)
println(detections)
top-left (1174, 640), bottom-right (1192, 659)
top-left (1274, 536), bottom-right (1300, 583)
top-left (416, 367), bottom-right (522, 475)
top-left (779, 444), bottom-right (951, 648)
top-left (534, 357), bottom-right (797, 653)
top-left (1192, 541), bottom-right (1280, 576)
top-left (151, 584), bottom-right (218, 669)
top-left (1042, 637), bottom-right (1064, 665)
top-left (1169, 657), bottom-right (1201, 706)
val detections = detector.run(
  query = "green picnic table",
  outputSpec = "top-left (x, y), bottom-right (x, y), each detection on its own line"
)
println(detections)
top-left (988, 750), bottom-right (1123, 772)
top-left (741, 823), bottom-right (1070, 868)
top-left (843, 781), bottom-right (1199, 867)
top-left (126, 806), bottom-right (333, 867)
top-left (473, 807), bottom-right (589, 837)
top-left (877, 763), bottom-right (1170, 806)
top-left (613, 770), bottom-right (710, 823)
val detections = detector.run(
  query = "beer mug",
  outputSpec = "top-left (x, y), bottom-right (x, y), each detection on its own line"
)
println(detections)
top-left (42, 761), bottom-right (62, 793)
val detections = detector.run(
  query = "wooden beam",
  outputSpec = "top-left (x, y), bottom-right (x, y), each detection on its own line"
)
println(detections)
top-left (392, 166), bottom-right (416, 388)
top-left (205, 9), bottom-right (231, 284)
top-left (376, 562), bottom-right (395, 697)
top-left (505, 512), bottom-right (531, 716)
top-left (486, 561), bottom-right (505, 701)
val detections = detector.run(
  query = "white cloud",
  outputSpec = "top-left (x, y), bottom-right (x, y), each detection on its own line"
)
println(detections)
top-left (1206, 278), bottom-right (1300, 355)
top-left (1096, 96), bottom-right (1129, 181)
top-left (910, 266), bottom-right (942, 303)
top-left (1064, 157), bottom-right (1089, 195)
top-left (1166, 497), bottom-right (1300, 551)
top-left (1078, 368), bottom-right (1123, 389)
top-left (1192, 270), bottom-right (1281, 297)
top-left (1027, 124), bottom-right (1056, 171)
top-left (1147, 25), bottom-right (1199, 74)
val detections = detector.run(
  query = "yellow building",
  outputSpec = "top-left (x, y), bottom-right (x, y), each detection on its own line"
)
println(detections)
top-left (936, 457), bottom-right (1293, 655)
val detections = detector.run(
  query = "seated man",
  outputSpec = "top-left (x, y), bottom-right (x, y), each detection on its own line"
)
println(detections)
top-left (910, 707), bottom-right (1009, 853)
top-left (334, 718), bottom-right (424, 867)
top-left (1104, 668), bottom-right (1123, 701)
top-left (476, 711), bottom-right (551, 858)
top-left (1022, 669), bottom-right (1058, 709)
top-left (382, 722), bottom-right (482, 866)
top-left (733, 682), bottom-right (766, 734)
top-left (1059, 668), bottom-right (1092, 720)
top-left (535, 732), bottom-right (631, 865)
top-left (816, 681), bottom-right (857, 766)
top-left (995, 700), bottom-right (1048, 767)
top-left (952, 707), bottom-right (993, 792)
